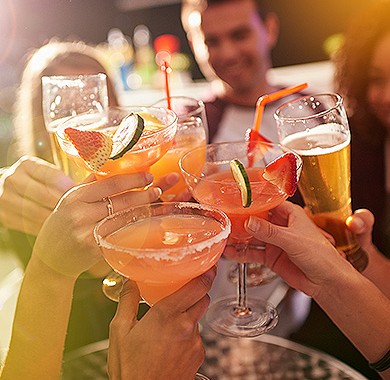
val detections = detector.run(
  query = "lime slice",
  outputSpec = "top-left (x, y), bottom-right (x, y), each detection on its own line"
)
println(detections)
top-left (230, 159), bottom-right (252, 208)
top-left (110, 113), bottom-right (145, 160)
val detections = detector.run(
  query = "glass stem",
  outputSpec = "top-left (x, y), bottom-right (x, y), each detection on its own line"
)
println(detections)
top-left (237, 262), bottom-right (248, 310)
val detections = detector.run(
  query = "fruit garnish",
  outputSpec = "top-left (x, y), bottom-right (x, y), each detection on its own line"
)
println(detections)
top-left (245, 128), bottom-right (272, 167)
top-left (110, 113), bottom-right (145, 160)
top-left (64, 128), bottom-right (113, 172)
top-left (263, 152), bottom-right (298, 197)
top-left (229, 159), bottom-right (252, 208)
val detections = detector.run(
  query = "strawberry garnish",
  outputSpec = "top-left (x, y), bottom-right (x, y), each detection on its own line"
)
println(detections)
top-left (263, 152), bottom-right (298, 197)
top-left (245, 128), bottom-right (272, 167)
top-left (64, 128), bottom-right (113, 172)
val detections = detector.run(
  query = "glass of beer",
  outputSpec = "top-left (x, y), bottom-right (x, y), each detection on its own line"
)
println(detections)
top-left (274, 93), bottom-right (368, 272)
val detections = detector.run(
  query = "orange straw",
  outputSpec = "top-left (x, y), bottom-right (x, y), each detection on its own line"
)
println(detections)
top-left (253, 82), bottom-right (308, 133)
top-left (161, 60), bottom-right (172, 110)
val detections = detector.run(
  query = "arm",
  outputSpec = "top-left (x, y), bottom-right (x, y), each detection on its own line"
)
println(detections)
top-left (108, 268), bottom-right (216, 380)
top-left (244, 201), bottom-right (390, 379)
top-left (0, 172), bottom-right (161, 380)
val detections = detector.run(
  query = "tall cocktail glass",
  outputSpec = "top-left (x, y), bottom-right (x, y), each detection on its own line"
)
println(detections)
top-left (275, 93), bottom-right (368, 272)
top-left (94, 201), bottom-right (231, 380)
top-left (57, 106), bottom-right (178, 300)
top-left (42, 73), bottom-right (108, 182)
top-left (150, 96), bottom-right (208, 200)
top-left (180, 141), bottom-right (302, 337)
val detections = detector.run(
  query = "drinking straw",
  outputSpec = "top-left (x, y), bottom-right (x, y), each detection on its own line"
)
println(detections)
top-left (252, 82), bottom-right (308, 133)
top-left (161, 60), bottom-right (172, 110)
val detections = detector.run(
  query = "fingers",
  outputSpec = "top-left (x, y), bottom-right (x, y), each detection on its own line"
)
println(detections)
top-left (76, 172), bottom-right (154, 202)
top-left (110, 279), bottom-right (140, 333)
top-left (153, 173), bottom-right (180, 193)
top-left (346, 209), bottom-right (375, 235)
top-left (157, 267), bottom-right (217, 321)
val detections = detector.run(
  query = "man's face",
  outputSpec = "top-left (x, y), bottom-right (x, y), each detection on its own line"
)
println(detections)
top-left (200, 0), bottom-right (275, 92)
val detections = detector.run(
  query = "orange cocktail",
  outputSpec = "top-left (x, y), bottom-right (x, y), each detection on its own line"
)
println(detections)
top-left (56, 106), bottom-right (177, 178)
top-left (94, 202), bottom-right (231, 305)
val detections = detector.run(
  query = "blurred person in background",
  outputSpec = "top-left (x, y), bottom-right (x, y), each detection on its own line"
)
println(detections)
top-left (181, 0), bottom-right (300, 143)
top-left (0, 39), bottom-right (122, 352)
top-left (289, 2), bottom-right (390, 378)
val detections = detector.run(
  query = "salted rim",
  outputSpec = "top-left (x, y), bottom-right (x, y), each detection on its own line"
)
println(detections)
top-left (94, 201), bottom-right (231, 261)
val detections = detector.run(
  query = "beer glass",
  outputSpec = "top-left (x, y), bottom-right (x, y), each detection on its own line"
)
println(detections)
top-left (274, 93), bottom-right (368, 272)
top-left (42, 73), bottom-right (108, 182)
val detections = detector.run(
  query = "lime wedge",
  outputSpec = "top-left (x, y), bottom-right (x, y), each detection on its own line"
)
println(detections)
top-left (110, 113), bottom-right (145, 160)
top-left (230, 159), bottom-right (252, 208)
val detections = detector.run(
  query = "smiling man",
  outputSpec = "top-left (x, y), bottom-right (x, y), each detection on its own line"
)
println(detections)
top-left (181, 0), bottom-right (282, 142)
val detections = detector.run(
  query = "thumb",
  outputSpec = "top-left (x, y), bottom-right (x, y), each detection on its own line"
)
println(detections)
top-left (114, 278), bottom-right (141, 328)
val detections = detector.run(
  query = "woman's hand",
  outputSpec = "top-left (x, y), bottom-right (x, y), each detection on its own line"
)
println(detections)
top-left (244, 201), bottom-right (352, 298)
top-left (32, 172), bottom-right (162, 278)
top-left (108, 267), bottom-right (216, 380)
top-left (0, 156), bottom-right (74, 235)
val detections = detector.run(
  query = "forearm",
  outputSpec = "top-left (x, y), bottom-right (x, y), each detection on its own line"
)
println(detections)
top-left (362, 245), bottom-right (390, 298)
top-left (315, 268), bottom-right (390, 377)
top-left (0, 254), bottom-right (77, 380)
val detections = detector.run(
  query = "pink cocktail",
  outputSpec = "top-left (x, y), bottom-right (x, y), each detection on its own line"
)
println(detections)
top-left (180, 141), bottom-right (302, 337)
top-left (94, 202), bottom-right (231, 305)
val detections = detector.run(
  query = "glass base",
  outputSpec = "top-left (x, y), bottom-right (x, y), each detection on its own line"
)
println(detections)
top-left (205, 296), bottom-right (278, 337)
top-left (102, 272), bottom-right (124, 302)
top-left (228, 263), bottom-right (277, 287)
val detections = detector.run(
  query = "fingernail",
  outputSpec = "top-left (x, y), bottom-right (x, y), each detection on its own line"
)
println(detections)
top-left (246, 216), bottom-right (260, 233)
top-left (153, 187), bottom-right (163, 198)
top-left (144, 172), bottom-right (154, 183)
top-left (166, 172), bottom-right (180, 185)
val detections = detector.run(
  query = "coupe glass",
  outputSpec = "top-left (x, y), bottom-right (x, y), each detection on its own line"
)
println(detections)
top-left (56, 106), bottom-right (178, 300)
top-left (275, 93), bottom-right (368, 272)
top-left (94, 201), bottom-right (231, 380)
top-left (42, 73), bottom-right (108, 182)
top-left (180, 141), bottom-right (302, 337)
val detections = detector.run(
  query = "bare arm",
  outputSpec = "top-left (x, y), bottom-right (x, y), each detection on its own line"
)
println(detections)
top-left (244, 201), bottom-right (390, 379)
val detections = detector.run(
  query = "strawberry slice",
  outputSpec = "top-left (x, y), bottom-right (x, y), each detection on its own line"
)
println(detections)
top-left (263, 152), bottom-right (298, 197)
top-left (245, 128), bottom-right (272, 167)
top-left (64, 128), bottom-right (113, 172)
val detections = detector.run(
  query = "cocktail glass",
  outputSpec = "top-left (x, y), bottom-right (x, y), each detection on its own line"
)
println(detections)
top-left (94, 201), bottom-right (231, 380)
top-left (150, 96), bottom-right (208, 201)
top-left (180, 141), bottom-right (302, 337)
top-left (275, 93), bottom-right (368, 272)
top-left (57, 106), bottom-right (178, 300)
top-left (42, 73), bottom-right (108, 182)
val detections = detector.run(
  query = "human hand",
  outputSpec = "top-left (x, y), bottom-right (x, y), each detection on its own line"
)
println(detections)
top-left (346, 209), bottom-right (375, 252)
top-left (108, 267), bottom-right (217, 380)
top-left (153, 172), bottom-right (192, 201)
top-left (32, 172), bottom-right (162, 278)
top-left (244, 201), bottom-right (352, 297)
top-left (0, 156), bottom-right (75, 235)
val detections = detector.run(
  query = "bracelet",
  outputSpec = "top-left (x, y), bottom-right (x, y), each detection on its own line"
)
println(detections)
top-left (369, 349), bottom-right (390, 372)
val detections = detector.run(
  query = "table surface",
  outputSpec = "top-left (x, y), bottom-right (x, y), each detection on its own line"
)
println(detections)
top-left (62, 330), bottom-right (367, 380)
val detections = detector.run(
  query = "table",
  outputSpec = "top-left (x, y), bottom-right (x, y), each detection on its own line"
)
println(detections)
top-left (62, 330), bottom-right (367, 380)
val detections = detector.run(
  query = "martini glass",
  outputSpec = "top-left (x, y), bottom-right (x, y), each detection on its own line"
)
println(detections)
top-left (56, 106), bottom-right (178, 300)
top-left (180, 141), bottom-right (302, 337)
top-left (94, 201), bottom-right (231, 380)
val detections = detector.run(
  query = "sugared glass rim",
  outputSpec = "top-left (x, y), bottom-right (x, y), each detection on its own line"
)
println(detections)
top-left (94, 201), bottom-right (231, 260)
top-left (274, 93), bottom-right (343, 122)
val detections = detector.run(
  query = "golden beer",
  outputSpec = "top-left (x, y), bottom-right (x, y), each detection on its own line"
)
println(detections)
top-left (282, 124), bottom-right (367, 268)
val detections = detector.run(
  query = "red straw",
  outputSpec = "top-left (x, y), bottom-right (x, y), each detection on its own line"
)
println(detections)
top-left (161, 60), bottom-right (172, 110)
top-left (253, 83), bottom-right (308, 133)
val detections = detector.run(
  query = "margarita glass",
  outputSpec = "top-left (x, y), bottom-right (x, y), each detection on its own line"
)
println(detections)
top-left (42, 73), bottom-right (108, 182)
top-left (180, 141), bottom-right (302, 337)
top-left (150, 96), bottom-right (208, 200)
top-left (275, 93), bottom-right (368, 272)
top-left (56, 106), bottom-right (178, 300)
